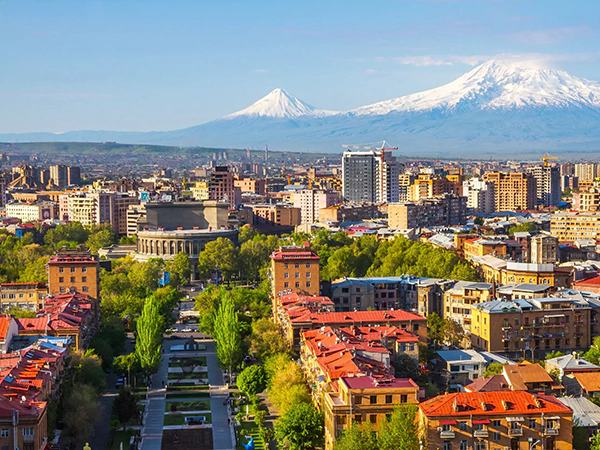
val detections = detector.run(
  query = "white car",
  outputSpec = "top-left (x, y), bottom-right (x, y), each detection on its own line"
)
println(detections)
top-left (181, 327), bottom-right (193, 332)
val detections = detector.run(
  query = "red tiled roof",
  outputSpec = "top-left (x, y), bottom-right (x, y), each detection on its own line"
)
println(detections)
top-left (0, 316), bottom-right (12, 341)
top-left (420, 391), bottom-right (572, 417)
top-left (310, 310), bottom-right (426, 325)
top-left (341, 376), bottom-right (418, 390)
top-left (574, 276), bottom-right (600, 287)
top-left (270, 248), bottom-right (320, 261)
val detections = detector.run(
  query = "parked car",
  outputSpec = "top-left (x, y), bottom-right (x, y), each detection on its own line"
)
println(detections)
top-left (185, 416), bottom-right (206, 425)
top-left (181, 327), bottom-right (193, 332)
top-left (116, 377), bottom-right (125, 388)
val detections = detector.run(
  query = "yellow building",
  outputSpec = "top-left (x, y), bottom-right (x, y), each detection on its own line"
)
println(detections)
top-left (270, 245), bottom-right (321, 297)
top-left (190, 181), bottom-right (210, 200)
top-left (324, 376), bottom-right (419, 450)
top-left (0, 282), bottom-right (46, 311)
top-left (471, 298), bottom-right (591, 359)
top-left (470, 256), bottom-right (572, 288)
top-left (46, 248), bottom-right (100, 299)
top-left (419, 391), bottom-right (573, 450)
top-left (462, 238), bottom-right (509, 260)
top-left (483, 171), bottom-right (536, 211)
top-left (550, 211), bottom-right (600, 241)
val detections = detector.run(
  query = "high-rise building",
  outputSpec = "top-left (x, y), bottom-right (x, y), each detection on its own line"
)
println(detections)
top-left (66, 192), bottom-right (116, 229)
top-left (462, 178), bottom-right (495, 213)
top-left (209, 166), bottom-right (236, 204)
top-left (0, 176), bottom-right (6, 208)
top-left (527, 165), bottom-right (561, 207)
top-left (126, 204), bottom-right (146, 237)
top-left (388, 195), bottom-right (467, 229)
top-left (293, 189), bottom-right (339, 224)
top-left (575, 163), bottom-right (598, 182)
top-left (49, 164), bottom-right (68, 188)
top-left (483, 171), bottom-right (536, 211)
top-left (67, 166), bottom-right (81, 186)
top-left (114, 193), bottom-right (139, 236)
top-left (342, 149), bottom-right (400, 203)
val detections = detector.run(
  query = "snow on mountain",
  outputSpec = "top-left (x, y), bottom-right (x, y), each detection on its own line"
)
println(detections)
top-left (222, 88), bottom-right (337, 119)
top-left (349, 59), bottom-right (600, 116)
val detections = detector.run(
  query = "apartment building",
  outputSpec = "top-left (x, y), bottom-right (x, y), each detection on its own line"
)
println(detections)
top-left (341, 149), bottom-right (400, 203)
top-left (550, 212), bottom-right (600, 241)
top-left (324, 376), bottom-right (419, 450)
top-left (251, 204), bottom-right (301, 227)
top-left (388, 195), bottom-right (467, 229)
top-left (329, 278), bottom-right (376, 311)
top-left (483, 171), bottom-right (537, 211)
top-left (292, 189), bottom-right (339, 224)
top-left (419, 391), bottom-right (573, 450)
top-left (470, 298), bottom-right (592, 359)
top-left (0, 282), bottom-right (47, 311)
top-left (5, 201), bottom-right (57, 222)
top-left (46, 248), bottom-right (100, 299)
top-left (208, 166), bottom-right (236, 204)
top-left (572, 188), bottom-right (600, 211)
top-left (113, 193), bottom-right (139, 236)
top-left (234, 178), bottom-right (267, 195)
top-left (470, 256), bottom-right (572, 288)
top-left (527, 164), bottom-right (561, 207)
top-left (126, 204), bottom-right (146, 237)
top-left (443, 281), bottom-right (494, 333)
top-left (575, 163), bottom-right (598, 182)
top-left (463, 177), bottom-right (495, 214)
top-left (66, 192), bottom-right (116, 229)
top-left (270, 245), bottom-right (321, 299)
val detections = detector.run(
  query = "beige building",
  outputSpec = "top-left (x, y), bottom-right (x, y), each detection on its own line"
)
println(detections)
top-left (190, 181), bottom-right (210, 200)
top-left (114, 193), bottom-right (139, 235)
top-left (234, 178), bottom-right (267, 195)
top-left (483, 171), bottom-right (537, 211)
top-left (251, 204), bottom-right (301, 227)
top-left (0, 282), bottom-right (47, 311)
top-left (292, 189), bottom-right (339, 224)
top-left (572, 188), bottom-right (600, 211)
top-left (66, 192), bottom-right (116, 229)
top-left (126, 204), bottom-right (146, 237)
top-left (5, 201), bottom-right (57, 222)
top-left (575, 163), bottom-right (599, 182)
top-left (550, 211), bottom-right (600, 241)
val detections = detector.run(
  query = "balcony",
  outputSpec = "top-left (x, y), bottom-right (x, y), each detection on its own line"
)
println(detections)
top-left (440, 430), bottom-right (455, 439)
top-left (574, 322), bottom-right (584, 328)
top-left (502, 335), bottom-right (511, 341)
top-left (23, 435), bottom-right (34, 443)
top-left (575, 332), bottom-right (584, 337)
top-left (545, 428), bottom-right (559, 435)
top-left (501, 324), bottom-right (512, 330)
top-left (544, 322), bottom-right (565, 328)
top-left (521, 324), bottom-right (531, 329)
top-left (473, 430), bottom-right (489, 438)
top-left (508, 428), bottom-right (524, 437)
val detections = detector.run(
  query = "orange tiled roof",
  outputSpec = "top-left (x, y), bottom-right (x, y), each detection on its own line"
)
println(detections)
top-left (503, 363), bottom-right (553, 391)
top-left (570, 372), bottom-right (600, 393)
top-left (0, 316), bottom-right (12, 341)
top-left (420, 391), bottom-right (572, 417)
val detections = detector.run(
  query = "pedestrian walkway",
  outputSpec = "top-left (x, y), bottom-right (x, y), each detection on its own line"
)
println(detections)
top-left (140, 343), bottom-right (169, 450)
top-left (205, 341), bottom-right (235, 450)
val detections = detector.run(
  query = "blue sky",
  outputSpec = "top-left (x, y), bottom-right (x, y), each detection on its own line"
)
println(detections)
top-left (1, 0), bottom-right (599, 133)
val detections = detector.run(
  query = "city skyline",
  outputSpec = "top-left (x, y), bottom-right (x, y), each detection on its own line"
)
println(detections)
top-left (1, 0), bottom-right (600, 134)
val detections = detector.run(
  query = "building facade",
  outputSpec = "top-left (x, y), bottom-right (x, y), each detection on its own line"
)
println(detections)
top-left (483, 172), bottom-right (537, 211)
top-left (463, 178), bottom-right (495, 214)
top-left (527, 165), bottom-right (561, 207)
top-left (46, 248), bottom-right (100, 299)
top-left (550, 212), bottom-right (600, 241)
top-left (342, 149), bottom-right (400, 203)
top-left (293, 189), bottom-right (339, 224)
top-left (270, 245), bottom-right (321, 297)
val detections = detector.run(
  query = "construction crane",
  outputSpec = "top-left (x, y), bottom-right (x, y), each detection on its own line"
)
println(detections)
top-left (541, 152), bottom-right (558, 167)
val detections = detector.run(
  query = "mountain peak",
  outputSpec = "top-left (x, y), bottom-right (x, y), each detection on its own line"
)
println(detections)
top-left (223, 88), bottom-right (337, 120)
top-left (350, 59), bottom-right (600, 116)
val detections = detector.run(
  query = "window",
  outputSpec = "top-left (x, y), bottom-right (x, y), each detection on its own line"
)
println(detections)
top-left (370, 395), bottom-right (377, 404)
top-left (59, 277), bottom-right (64, 283)
top-left (400, 394), bottom-right (407, 403)
top-left (529, 419), bottom-right (536, 429)
top-left (82, 267), bottom-right (87, 273)
top-left (306, 272), bottom-right (311, 278)
top-left (370, 414), bottom-right (377, 424)
top-left (458, 422), bottom-right (467, 431)
top-left (23, 428), bottom-right (34, 436)
top-left (295, 282), bottom-right (300, 288)
top-left (60, 287), bottom-right (65, 293)
top-left (70, 277), bottom-right (76, 283)
top-left (284, 282), bottom-right (289, 288)
top-left (0, 429), bottom-right (8, 438)
top-left (82, 286), bottom-right (88, 293)
top-left (305, 263), bottom-right (310, 268)
top-left (443, 442), bottom-right (452, 450)
top-left (70, 267), bottom-right (76, 273)
top-left (59, 267), bottom-right (64, 273)
top-left (284, 273), bottom-right (289, 279)
top-left (492, 432), bottom-right (500, 441)
top-left (295, 272), bottom-right (300, 278)
top-left (474, 441), bottom-right (486, 450)
top-left (306, 282), bottom-right (311, 288)
top-left (295, 263), bottom-right (299, 269)
top-left (355, 396), bottom-right (362, 405)
top-left (460, 441), bottom-right (467, 450)
top-left (385, 395), bottom-right (393, 404)
top-left (82, 276), bottom-right (87, 282)
top-left (492, 420), bottom-right (501, 426)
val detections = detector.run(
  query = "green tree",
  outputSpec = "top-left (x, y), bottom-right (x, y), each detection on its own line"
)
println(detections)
top-left (378, 404), bottom-right (420, 450)
top-left (545, 351), bottom-right (565, 360)
top-left (3, 306), bottom-right (37, 318)
top-left (507, 222), bottom-right (539, 236)
top-left (274, 402), bottom-right (324, 450)
top-left (167, 252), bottom-right (191, 286)
top-left (19, 256), bottom-right (50, 282)
top-left (112, 388), bottom-right (139, 429)
top-left (247, 318), bottom-right (290, 362)
top-left (86, 228), bottom-right (117, 253)
top-left (62, 384), bottom-right (102, 444)
top-left (238, 226), bottom-right (258, 244)
top-left (391, 354), bottom-right (419, 380)
top-left (72, 350), bottom-right (107, 393)
top-left (334, 423), bottom-right (379, 450)
top-left (237, 365), bottom-right (267, 398)
top-left (483, 362), bottom-right (505, 377)
top-left (197, 237), bottom-right (239, 281)
top-left (239, 239), bottom-right (270, 282)
top-left (427, 313), bottom-right (444, 348)
top-left (213, 293), bottom-right (242, 378)
top-left (135, 296), bottom-right (163, 374)
top-left (113, 353), bottom-right (140, 386)
top-left (443, 318), bottom-right (465, 348)
top-left (591, 432), bottom-right (600, 450)
top-left (584, 336), bottom-right (600, 365)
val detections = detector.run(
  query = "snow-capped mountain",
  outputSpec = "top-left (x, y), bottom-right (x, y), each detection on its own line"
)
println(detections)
top-left (2, 60), bottom-right (600, 155)
top-left (223, 88), bottom-right (337, 119)
top-left (349, 60), bottom-right (600, 116)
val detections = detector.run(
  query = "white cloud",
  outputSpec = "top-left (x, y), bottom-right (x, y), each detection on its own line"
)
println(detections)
top-left (252, 69), bottom-right (268, 73)
top-left (381, 53), bottom-right (599, 68)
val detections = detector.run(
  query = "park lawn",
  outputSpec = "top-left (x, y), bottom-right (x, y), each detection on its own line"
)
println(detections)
top-left (166, 392), bottom-right (210, 399)
top-left (163, 413), bottom-right (212, 426)
top-left (109, 429), bottom-right (137, 450)
top-left (236, 421), bottom-right (266, 450)
top-left (165, 400), bottom-right (210, 412)
top-left (167, 372), bottom-right (203, 380)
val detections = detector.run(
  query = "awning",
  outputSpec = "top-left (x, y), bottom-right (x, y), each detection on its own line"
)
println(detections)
top-left (439, 420), bottom-right (457, 425)
top-left (544, 314), bottom-right (565, 318)
top-left (545, 416), bottom-right (561, 420)
top-left (472, 419), bottom-right (491, 424)
top-left (506, 417), bottom-right (525, 422)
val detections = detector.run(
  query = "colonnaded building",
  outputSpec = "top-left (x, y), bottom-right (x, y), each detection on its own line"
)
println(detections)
top-left (134, 200), bottom-right (238, 280)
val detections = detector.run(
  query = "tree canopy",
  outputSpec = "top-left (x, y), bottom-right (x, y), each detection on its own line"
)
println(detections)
top-left (274, 402), bottom-right (324, 450)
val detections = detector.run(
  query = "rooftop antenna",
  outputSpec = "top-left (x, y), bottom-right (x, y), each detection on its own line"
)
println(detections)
top-left (265, 145), bottom-right (269, 162)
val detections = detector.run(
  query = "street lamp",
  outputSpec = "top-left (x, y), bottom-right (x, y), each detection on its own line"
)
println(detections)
top-left (528, 438), bottom-right (540, 449)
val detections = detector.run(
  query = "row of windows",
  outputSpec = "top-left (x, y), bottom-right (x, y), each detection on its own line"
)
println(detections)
top-left (58, 267), bottom-right (88, 273)
top-left (59, 286), bottom-right (88, 293)
top-left (283, 263), bottom-right (311, 269)
top-left (1, 427), bottom-right (34, 438)
top-left (1, 293), bottom-right (37, 299)
top-left (283, 282), bottom-right (311, 289)
top-left (283, 272), bottom-right (311, 279)
top-left (58, 277), bottom-right (88, 283)
top-left (355, 394), bottom-right (409, 405)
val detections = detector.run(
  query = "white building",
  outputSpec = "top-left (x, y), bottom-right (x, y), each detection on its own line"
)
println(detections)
top-left (5, 201), bottom-right (57, 222)
top-left (462, 178), bottom-right (495, 214)
top-left (66, 192), bottom-right (116, 229)
top-left (527, 164), bottom-right (561, 207)
top-left (293, 189), bottom-right (339, 224)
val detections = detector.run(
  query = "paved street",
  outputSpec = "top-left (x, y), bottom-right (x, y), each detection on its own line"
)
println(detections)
top-left (140, 341), bottom-right (169, 450)
top-left (204, 341), bottom-right (234, 450)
